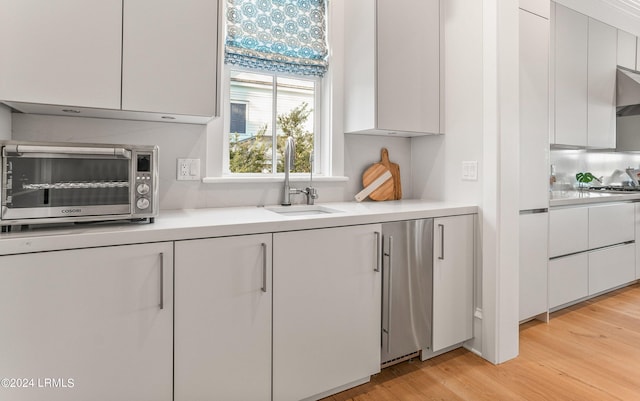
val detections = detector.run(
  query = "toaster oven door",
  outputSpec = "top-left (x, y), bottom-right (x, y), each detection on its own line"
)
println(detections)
top-left (2, 145), bottom-right (132, 221)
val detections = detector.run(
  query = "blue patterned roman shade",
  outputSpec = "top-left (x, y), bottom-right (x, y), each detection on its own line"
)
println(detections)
top-left (224, 0), bottom-right (328, 77)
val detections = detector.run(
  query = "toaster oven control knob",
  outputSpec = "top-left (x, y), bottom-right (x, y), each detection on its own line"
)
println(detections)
top-left (136, 197), bottom-right (150, 210)
top-left (136, 183), bottom-right (150, 195)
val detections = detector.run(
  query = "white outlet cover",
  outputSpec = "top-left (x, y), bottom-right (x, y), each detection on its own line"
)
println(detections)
top-left (177, 158), bottom-right (201, 181)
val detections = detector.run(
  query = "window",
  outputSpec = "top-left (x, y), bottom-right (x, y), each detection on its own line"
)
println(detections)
top-left (222, 0), bottom-right (328, 176)
top-left (228, 69), bottom-right (318, 174)
top-left (230, 102), bottom-right (247, 135)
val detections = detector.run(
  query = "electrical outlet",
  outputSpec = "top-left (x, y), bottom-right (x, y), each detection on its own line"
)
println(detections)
top-left (462, 161), bottom-right (478, 181)
top-left (177, 158), bottom-right (201, 181)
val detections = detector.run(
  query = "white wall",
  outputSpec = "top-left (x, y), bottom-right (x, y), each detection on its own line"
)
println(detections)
top-left (0, 104), bottom-right (11, 140)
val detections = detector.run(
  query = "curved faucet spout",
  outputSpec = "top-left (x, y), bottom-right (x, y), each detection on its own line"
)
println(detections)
top-left (282, 137), bottom-right (296, 206)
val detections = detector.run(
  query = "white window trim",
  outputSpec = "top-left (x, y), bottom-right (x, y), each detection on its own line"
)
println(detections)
top-left (204, 0), bottom-right (346, 183)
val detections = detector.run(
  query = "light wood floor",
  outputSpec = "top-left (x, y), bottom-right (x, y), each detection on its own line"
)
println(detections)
top-left (322, 282), bottom-right (640, 401)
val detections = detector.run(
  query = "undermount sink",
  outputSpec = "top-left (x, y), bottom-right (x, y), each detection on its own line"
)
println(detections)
top-left (265, 205), bottom-right (342, 217)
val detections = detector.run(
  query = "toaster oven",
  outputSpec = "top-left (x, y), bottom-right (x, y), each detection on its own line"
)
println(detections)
top-left (1, 141), bottom-right (158, 230)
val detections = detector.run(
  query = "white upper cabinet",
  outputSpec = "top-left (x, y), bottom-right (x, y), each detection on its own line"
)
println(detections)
top-left (0, 0), bottom-right (219, 122)
top-left (553, 4), bottom-right (588, 146)
top-left (519, 0), bottom-right (550, 19)
top-left (617, 29), bottom-right (637, 70)
top-left (344, 0), bottom-right (441, 136)
top-left (0, 0), bottom-right (122, 109)
top-left (587, 18), bottom-right (617, 149)
top-left (552, 4), bottom-right (618, 149)
top-left (519, 9), bottom-right (550, 211)
top-left (122, 0), bottom-right (218, 117)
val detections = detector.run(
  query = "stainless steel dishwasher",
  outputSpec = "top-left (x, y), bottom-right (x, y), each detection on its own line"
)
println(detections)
top-left (381, 219), bottom-right (433, 367)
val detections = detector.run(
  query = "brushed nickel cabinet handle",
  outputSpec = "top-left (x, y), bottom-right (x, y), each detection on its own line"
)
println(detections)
top-left (438, 224), bottom-right (445, 260)
top-left (374, 231), bottom-right (381, 272)
top-left (386, 235), bottom-right (394, 353)
top-left (261, 243), bottom-right (267, 293)
top-left (159, 252), bottom-right (164, 310)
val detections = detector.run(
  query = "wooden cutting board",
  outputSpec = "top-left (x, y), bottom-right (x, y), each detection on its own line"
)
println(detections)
top-left (362, 158), bottom-right (395, 201)
top-left (380, 148), bottom-right (402, 200)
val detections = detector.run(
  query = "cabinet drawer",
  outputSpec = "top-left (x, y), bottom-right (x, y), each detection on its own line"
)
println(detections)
top-left (549, 207), bottom-right (589, 257)
top-left (588, 243), bottom-right (635, 295)
top-left (589, 203), bottom-right (634, 249)
top-left (549, 253), bottom-right (588, 309)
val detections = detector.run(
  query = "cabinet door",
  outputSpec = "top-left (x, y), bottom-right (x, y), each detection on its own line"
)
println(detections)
top-left (432, 215), bottom-right (474, 352)
top-left (273, 224), bottom-right (382, 401)
top-left (636, 203), bottom-right (640, 279)
top-left (549, 207), bottom-right (589, 258)
top-left (589, 243), bottom-right (635, 295)
top-left (174, 234), bottom-right (271, 401)
top-left (377, 0), bottom-right (440, 134)
top-left (0, 0), bottom-right (122, 109)
top-left (519, 9), bottom-right (550, 211)
top-left (587, 18), bottom-right (617, 149)
top-left (588, 202), bottom-right (634, 249)
top-left (617, 29), bottom-right (637, 70)
top-left (519, 212), bottom-right (549, 321)
top-left (122, 0), bottom-right (218, 116)
top-left (0, 243), bottom-right (173, 401)
top-left (554, 4), bottom-right (588, 146)
top-left (549, 253), bottom-right (588, 309)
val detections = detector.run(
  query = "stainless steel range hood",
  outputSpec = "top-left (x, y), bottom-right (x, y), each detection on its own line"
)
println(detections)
top-left (616, 66), bottom-right (640, 151)
top-left (617, 66), bottom-right (640, 116)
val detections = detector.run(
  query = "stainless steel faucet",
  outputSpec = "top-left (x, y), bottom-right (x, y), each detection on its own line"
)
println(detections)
top-left (281, 137), bottom-right (318, 206)
top-left (302, 153), bottom-right (319, 205)
top-left (282, 137), bottom-right (301, 206)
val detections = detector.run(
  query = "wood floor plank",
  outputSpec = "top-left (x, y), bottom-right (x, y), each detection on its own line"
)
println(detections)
top-left (321, 283), bottom-right (640, 401)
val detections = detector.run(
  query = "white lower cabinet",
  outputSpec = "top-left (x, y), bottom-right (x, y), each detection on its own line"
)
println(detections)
top-left (0, 243), bottom-right (173, 401)
top-left (588, 203), bottom-right (635, 249)
top-left (549, 206), bottom-right (588, 258)
top-left (549, 202), bottom-right (638, 312)
top-left (588, 243), bottom-right (635, 295)
top-left (432, 215), bottom-right (474, 352)
top-left (549, 253), bottom-right (589, 309)
top-left (174, 234), bottom-right (272, 401)
top-left (519, 212), bottom-right (549, 321)
top-left (273, 224), bottom-right (382, 401)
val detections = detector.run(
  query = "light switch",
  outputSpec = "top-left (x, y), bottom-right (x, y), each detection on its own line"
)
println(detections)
top-left (462, 161), bottom-right (478, 181)
top-left (177, 158), bottom-right (201, 181)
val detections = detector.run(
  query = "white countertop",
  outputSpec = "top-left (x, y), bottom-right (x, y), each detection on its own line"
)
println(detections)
top-left (550, 190), bottom-right (640, 207)
top-left (0, 199), bottom-right (477, 256)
